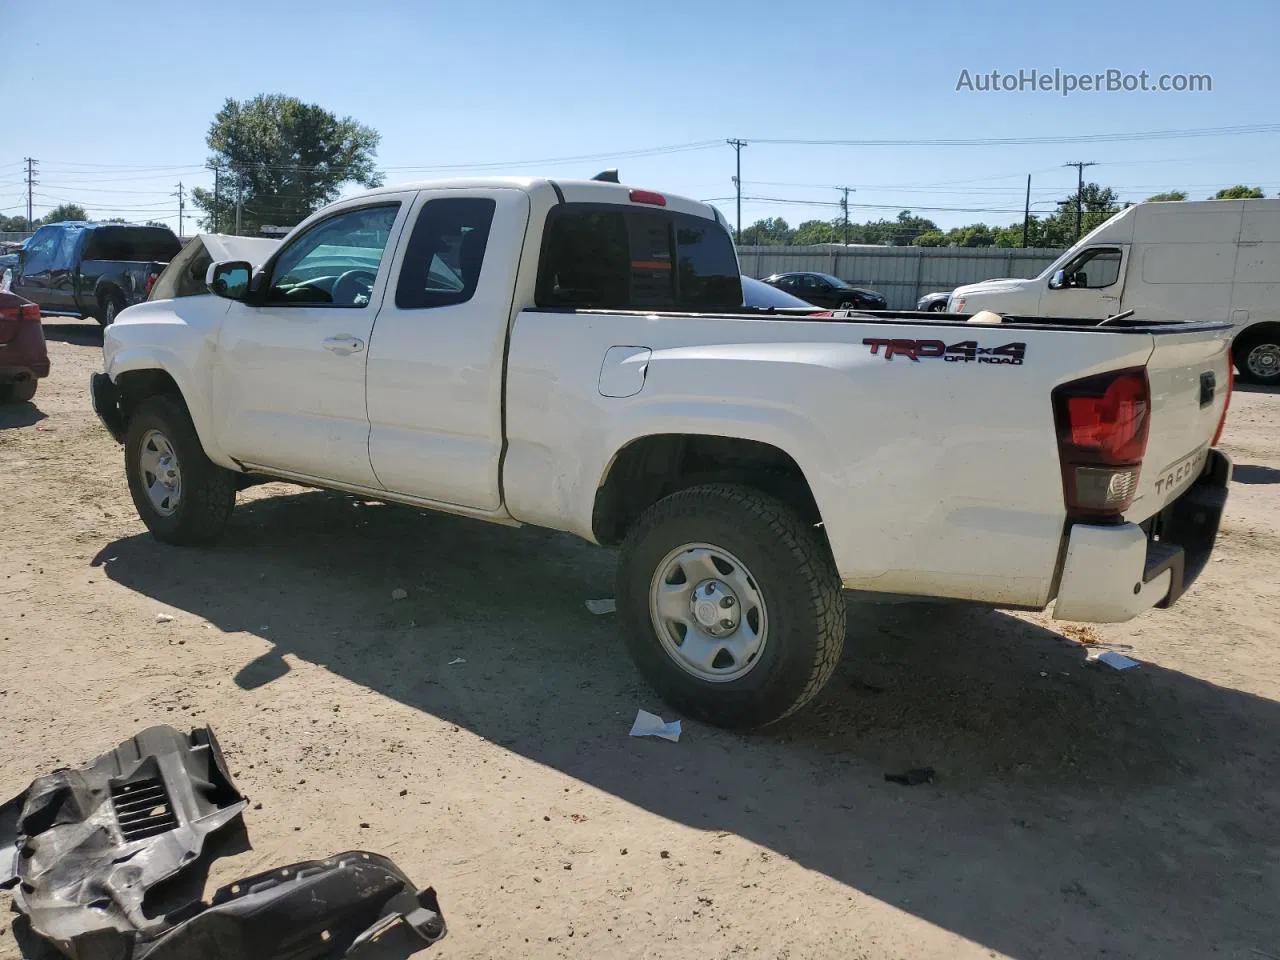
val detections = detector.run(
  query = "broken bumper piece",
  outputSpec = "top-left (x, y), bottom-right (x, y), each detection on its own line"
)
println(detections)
top-left (2, 725), bottom-right (445, 958)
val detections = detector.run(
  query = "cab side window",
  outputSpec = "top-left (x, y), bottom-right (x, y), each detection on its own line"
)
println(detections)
top-left (266, 204), bottom-right (399, 307)
top-left (396, 198), bottom-right (497, 309)
top-left (21, 228), bottom-right (59, 274)
top-left (1062, 247), bottom-right (1122, 289)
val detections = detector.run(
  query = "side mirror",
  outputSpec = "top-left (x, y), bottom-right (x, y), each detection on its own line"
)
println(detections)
top-left (207, 260), bottom-right (252, 300)
top-left (1048, 269), bottom-right (1066, 290)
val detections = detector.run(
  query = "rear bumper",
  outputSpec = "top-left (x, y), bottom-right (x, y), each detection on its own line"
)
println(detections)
top-left (0, 328), bottom-right (50, 384)
top-left (1053, 448), bottom-right (1230, 623)
top-left (90, 372), bottom-right (126, 442)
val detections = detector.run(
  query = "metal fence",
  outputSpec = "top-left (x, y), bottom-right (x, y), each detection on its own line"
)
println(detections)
top-left (737, 244), bottom-right (1066, 309)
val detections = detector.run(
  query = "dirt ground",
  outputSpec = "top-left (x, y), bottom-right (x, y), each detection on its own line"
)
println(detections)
top-left (2, 319), bottom-right (1278, 960)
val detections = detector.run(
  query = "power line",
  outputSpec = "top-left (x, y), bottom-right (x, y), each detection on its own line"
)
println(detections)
top-left (744, 123), bottom-right (1280, 148)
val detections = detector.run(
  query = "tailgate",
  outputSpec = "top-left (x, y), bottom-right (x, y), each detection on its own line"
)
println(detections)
top-left (1128, 326), bottom-right (1233, 522)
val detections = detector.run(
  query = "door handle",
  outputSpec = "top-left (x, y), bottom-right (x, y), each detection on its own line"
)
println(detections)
top-left (323, 335), bottom-right (365, 355)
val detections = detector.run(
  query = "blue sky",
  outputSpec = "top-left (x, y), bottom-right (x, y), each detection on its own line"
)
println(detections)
top-left (3, 0), bottom-right (1277, 236)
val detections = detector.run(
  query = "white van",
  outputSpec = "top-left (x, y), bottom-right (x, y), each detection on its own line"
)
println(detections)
top-left (948, 198), bottom-right (1280, 384)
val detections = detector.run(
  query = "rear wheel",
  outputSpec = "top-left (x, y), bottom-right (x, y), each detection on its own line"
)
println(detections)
top-left (124, 395), bottom-right (236, 544)
top-left (98, 290), bottom-right (126, 327)
top-left (616, 484), bottom-right (846, 729)
top-left (1234, 329), bottom-right (1280, 386)
top-left (0, 379), bottom-right (37, 404)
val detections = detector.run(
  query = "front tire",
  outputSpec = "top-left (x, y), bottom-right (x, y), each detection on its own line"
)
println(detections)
top-left (1234, 329), bottom-right (1280, 386)
top-left (616, 484), bottom-right (846, 729)
top-left (124, 395), bottom-right (237, 544)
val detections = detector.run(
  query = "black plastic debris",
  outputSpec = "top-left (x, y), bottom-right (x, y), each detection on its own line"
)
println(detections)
top-left (884, 767), bottom-right (936, 786)
top-left (1, 725), bottom-right (446, 958)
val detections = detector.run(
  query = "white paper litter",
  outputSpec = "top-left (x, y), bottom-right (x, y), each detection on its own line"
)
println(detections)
top-left (1093, 649), bottom-right (1140, 670)
top-left (447, 657), bottom-right (466, 665)
top-left (391, 588), bottom-right (408, 601)
top-left (629, 709), bottom-right (682, 742)
top-left (154, 613), bottom-right (174, 624)
top-left (585, 598), bottom-right (617, 615)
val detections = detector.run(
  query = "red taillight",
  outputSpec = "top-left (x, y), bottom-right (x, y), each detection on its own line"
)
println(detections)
top-left (1212, 364), bottom-right (1233, 447)
top-left (629, 189), bottom-right (666, 207)
top-left (144, 272), bottom-right (158, 298)
top-left (1052, 368), bottom-right (1150, 518)
top-left (0, 301), bottom-right (39, 344)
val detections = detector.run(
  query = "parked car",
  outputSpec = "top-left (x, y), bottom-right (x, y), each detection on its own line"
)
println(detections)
top-left (0, 239), bottom-right (26, 288)
top-left (92, 175), bottom-right (1232, 728)
top-left (917, 291), bottom-right (951, 311)
top-left (12, 222), bottom-right (182, 325)
top-left (762, 272), bottom-right (887, 309)
top-left (0, 291), bottom-right (49, 404)
top-left (741, 275), bottom-right (827, 312)
top-left (947, 198), bottom-right (1280, 384)
top-left (149, 234), bottom-right (281, 301)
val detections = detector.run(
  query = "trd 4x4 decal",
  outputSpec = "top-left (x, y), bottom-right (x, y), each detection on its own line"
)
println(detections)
top-left (862, 338), bottom-right (1026, 365)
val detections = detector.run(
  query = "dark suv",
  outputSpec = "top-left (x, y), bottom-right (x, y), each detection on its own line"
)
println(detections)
top-left (762, 272), bottom-right (887, 310)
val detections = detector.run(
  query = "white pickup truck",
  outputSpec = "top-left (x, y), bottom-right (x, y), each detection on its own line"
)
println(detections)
top-left (91, 175), bottom-right (1233, 728)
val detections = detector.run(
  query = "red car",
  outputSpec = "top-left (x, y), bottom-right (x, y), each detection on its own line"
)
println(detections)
top-left (0, 291), bottom-right (49, 404)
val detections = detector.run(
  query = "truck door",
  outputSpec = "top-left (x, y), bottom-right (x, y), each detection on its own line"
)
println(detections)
top-left (12, 226), bottom-right (60, 309)
top-left (210, 197), bottom-right (413, 487)
top-left (364, 187), bottom-right (530, 510)
top-left (1040, 244), bottom-right (1128, 319)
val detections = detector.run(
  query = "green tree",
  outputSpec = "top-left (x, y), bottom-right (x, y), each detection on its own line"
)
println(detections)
top-left (190, 94), bottom-right (383, 234)
top-left (0, 214), bottom-right (34, 232)
top-left (912, 229), bottom-right (945, 247)
top-left (1212, 185), bottom-right (1264, 200)
top-left (43, 203), bottom-right (88, 223)
top-left (792, 219), bottom-right (836, 245)
top-left (739, 217), bottom-right (793, 245)
top-left (944, 223), bottom-right (997, 247)
top-left (1146, 190), bottom-right (1188, 202)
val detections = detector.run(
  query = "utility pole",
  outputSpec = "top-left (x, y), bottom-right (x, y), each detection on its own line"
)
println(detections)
top-left (24, 158), bottom-right (38, 229)
top-left (234, 164), bottom-right (243, 237)
top-left (172, 182), bottom-right (185, 239)
top-left (1064, 161), bottom-right (1097, 241)
top-left (838, 186), bottom-right (854, 245)
top-left (726, 139), bottom-right (747, 243)
top-left (211, 164), bottom-right (221, 234)
top-left (1022, 174), bottom-right (1031, 248)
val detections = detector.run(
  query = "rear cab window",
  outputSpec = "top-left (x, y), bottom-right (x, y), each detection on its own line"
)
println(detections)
top-left (83, 227), bottom-right (182, 263)
top-left (535, 204), bottom-right (741, 311)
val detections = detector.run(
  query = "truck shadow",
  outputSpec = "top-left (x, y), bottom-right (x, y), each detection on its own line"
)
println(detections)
top-left (90, 490), bottom-right (1280, 960)
top-left (41, 320), bottom-right (103, 347)
top-left (0, 400), bottom-right (46, 429)
top-left (1232, 463), bottom-right (1280, 484)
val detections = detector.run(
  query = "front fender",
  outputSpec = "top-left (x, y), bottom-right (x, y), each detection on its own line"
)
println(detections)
top-left (105, 344), bottom-right (232, 468)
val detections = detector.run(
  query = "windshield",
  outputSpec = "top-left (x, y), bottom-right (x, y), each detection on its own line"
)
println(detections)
top-left (742, 275), bottom-right (815, 308)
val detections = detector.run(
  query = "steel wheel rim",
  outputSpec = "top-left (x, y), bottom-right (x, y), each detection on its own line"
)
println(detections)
top-left (1247, 342), bottom-right (1280, 379)
top-left (138, 429), bottom-right (182, 517)
top-left (648, 542), bottom-right (768, 683)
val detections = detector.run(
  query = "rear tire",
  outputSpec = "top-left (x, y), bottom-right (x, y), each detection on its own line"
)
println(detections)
top-left (0, 379), bottom-right (37, 404)
top-left (98, 290), bottom-right (126, 327)
top-left (616, 484), bottom-right (845, 729)
top-left (124, 395), bottom-right (236, 544)
top-left (1234, 329), bottom-right (1280, 386)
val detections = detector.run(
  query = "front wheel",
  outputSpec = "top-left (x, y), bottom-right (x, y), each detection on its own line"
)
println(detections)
top-left (1235, 329), bottom-right (1280, 386)
top-left (616, 484), bottom-right (846, 729)
top-left (124, 395), bottom-right (237, 544)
